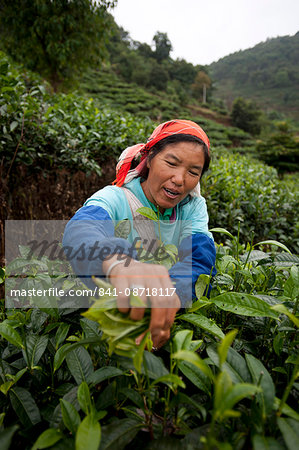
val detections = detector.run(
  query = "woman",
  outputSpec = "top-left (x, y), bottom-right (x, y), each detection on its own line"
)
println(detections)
top-left (63, 119), bottom-right (216, 349)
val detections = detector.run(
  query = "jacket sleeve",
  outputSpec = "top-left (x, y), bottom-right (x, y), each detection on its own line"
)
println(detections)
top-left (168, 232), bottom-right (216, 308)
top-left (62, 205), bottom-right (137, 290)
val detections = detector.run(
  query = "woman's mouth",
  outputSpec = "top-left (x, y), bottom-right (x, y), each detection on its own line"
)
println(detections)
top-left (163, 187), bottom-right (180, 199)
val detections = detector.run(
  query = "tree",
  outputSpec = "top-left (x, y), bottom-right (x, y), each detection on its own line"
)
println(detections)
top-left (148, 60), bottom-right (169, 91)
top-left (0, 0), bottom-right (117, 90)
top-left (153, 32), bottom-right (172, 63)
top-left (255, 121), bottom-right (299, 172)
top-left (191, 71), bottom-right (212, 103)
top-left (231, 97), bottom-right (263, 135)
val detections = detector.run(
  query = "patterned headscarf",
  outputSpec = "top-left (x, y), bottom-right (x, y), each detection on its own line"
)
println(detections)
top-left (113, 119), bottom-right (210, 195)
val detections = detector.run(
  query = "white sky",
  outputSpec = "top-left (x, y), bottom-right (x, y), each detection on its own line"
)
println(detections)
top-left (111, 0), bottom-right (299, 65)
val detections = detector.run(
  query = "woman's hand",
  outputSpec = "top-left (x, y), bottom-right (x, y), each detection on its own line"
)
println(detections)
top-left (102, 255), bottom-right (181, 349)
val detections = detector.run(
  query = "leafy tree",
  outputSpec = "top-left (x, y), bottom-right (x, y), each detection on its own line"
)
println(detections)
top-left (0, 0), bottom-right (117, 90)
top-left (168, 58), bottom-right (198, 85)
top-left (153, 32), bottom-right (172, 62)
top-left (255, 121), bottom-right (299, 172)
top-left (148, 60), bottom-right (169, 90)
top-left (231, 97), bottom-right (263, 135)
top-left (191, 70), bottom-right (212, 102)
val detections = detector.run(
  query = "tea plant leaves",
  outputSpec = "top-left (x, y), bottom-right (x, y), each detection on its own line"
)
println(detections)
top-left (60, 399), bottom-right (81, 435)
top-left (141, 351), bottom-right (169, 378)
top-left (99, 418), bottom-right (141, 450)
top-left (219, 383), bottom-right (261, 419)
top-left (32, 428), bottom-right (63, 450)
top-left (65, 346), bottom-right (94, 385)
top-left (180, 313), bottom-right (225, 339)
top-left (271, 304), bottom-right (299, 328)
top-left (252, 434), bottom-right (284, 450)
top-left (245, 354), bottom-right (275, 416)
top-left (195, 274), bottom-right (211, 299)
top-left (273, 398), bottom-right (299, 421)
top-left (0, 425), bottom-right (19, 450)
top-left (22, 334), bottom-right (48, 369)
top-left (9, 386), bottom-right (41, 427)
top-left (218, 329), bottom-right (238, 368)
top-left (172, 350), bottom-right (213, 380)
top-left (0, 323), bottom-right (24, 349)
top-left (75, 415), bottom-right (101, 450)
top-left (150, 373), bottom-right (186, 390)
top-left (51, 386), bottom-right (79, 429)
top-left (209, 228), bottom-right (235, 240)
top-left (212, 292), bottom-right (279, 318)
top-left (277, 418), bottom-right (299, 450)
top-left (54, 343), bottom-right (72, 372)
top-left (55, 323), bottom-right (71, 349)
top-left (178, 361), bottom-right (211, 395)
top-left (254, 240), bottom-right (291, 254)
top-left (133, 331), bottom-right (151, 373)
top-left (77, 382), bottom-right (92, 415)
top-left (207, 345), bottom-right (251, 383)
top-left (136, 207), bottom-right (158, 222)
top-left (173, 329), bottom-right (193, 352)
top-left (87, 367), bottom-right (123, 385)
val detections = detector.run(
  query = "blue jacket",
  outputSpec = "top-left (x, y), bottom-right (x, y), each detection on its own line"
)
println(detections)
top-left (63, 178), bottom-right (216, 307)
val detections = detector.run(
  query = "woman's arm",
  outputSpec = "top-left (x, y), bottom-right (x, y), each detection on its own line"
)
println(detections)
top-left (62, 205), bottom-right (137, 290)
top-left (168, 233), bottom-right (217, 307)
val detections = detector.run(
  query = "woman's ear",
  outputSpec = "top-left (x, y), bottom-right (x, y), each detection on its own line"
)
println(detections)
top-left (146, 155), bottom-right (151, 169)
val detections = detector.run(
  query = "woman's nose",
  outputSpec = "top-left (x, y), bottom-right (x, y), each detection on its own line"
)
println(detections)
top-left (171, 169), bottom-right (184, 186)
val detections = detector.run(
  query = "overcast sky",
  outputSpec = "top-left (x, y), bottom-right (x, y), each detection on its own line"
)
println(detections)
top-left (111, 0), bottom-right (299, 65)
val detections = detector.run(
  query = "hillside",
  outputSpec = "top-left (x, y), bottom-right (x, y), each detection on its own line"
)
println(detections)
top-left (209, 33), bottom-right (299, 121)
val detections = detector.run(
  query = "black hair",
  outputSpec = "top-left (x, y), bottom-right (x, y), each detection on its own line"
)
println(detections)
top-left (145, 134), bottom-right (210, 179)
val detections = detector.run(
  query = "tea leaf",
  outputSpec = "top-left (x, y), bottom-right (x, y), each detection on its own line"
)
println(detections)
top-left (277, 418), bottom-right (299, 450)
top-left (76, 415), bottom-right (101, 450)
top-left (218, 330), bottom-right (238, 368)
top-left (0, 323), bottom-right (24, 348)
top-left (180, 313), bottom-right (224, 339)
top-left (22, 334), bottom-right (48, 368)
top-left (9, 387), bottom-right (41, 427)
top-left (32, 428), bottom-right (63, 450)
top-left (99, 418), bottom-right (141, 450)
top-left (88, 367), bottom-right (123, 385)
top-left (136, 207), bottom-right (158, 222)
top-left (172, 350), bottom-right (213, 380)
top-left (65, 347), bottom-right (94, 385)
top-left (254, 240), bottom-right (291, 255)
top-left (245, 354), bottom-right (275, 416)
top-left (178, 361), bottom-right (211, 395)
top-left (0, 425), bottom-right (19, 450)
top-left (77, 382), bottom-right (92, 415)
top-left (213, 292), bottom-right (279, 318)
top-left (60, 399), bottom-right (81, 435)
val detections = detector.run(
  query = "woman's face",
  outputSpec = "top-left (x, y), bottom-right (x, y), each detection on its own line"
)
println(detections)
top-left (141, 141), bottom-right (205, 213)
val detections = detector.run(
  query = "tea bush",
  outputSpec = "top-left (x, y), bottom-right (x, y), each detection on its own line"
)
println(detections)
top-left (202, 148), bottom-right (299, 253)
top-left (0, 230), bottom-right (298, 449)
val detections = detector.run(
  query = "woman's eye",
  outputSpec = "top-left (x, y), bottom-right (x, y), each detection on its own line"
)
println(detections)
top-left (166, 161), bottom-right (176, 166)
top-left (189, 170), bottom-right (199, 176)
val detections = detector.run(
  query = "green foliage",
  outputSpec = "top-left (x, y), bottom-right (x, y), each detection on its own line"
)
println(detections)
top-left (153, 32), bottom-right (173, 62)
top-left (255, 121), bottom-right (299, 172)
top-left (1, 229), bottom-right (298, 448)
top-left (210, 33), bottom-right (299, 122)
top-left (0, 0), bottom-right (117, 90)
top-left (0, 52), bottom-right (153, 177)
top-left (202, 148), bottom-right (299, 253)
top-left (231, 97), bottom-right (263, 135)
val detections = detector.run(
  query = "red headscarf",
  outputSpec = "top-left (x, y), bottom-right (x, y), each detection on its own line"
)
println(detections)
top-left (113, 119), bottom-right (210, 187)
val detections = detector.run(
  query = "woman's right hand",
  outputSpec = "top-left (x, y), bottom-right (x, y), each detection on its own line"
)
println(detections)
top-left (102, 255), bottom-right (181, 349)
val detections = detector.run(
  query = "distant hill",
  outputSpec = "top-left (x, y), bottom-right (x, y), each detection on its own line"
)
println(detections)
top-left (209, 33), bottom-right (299, 121)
